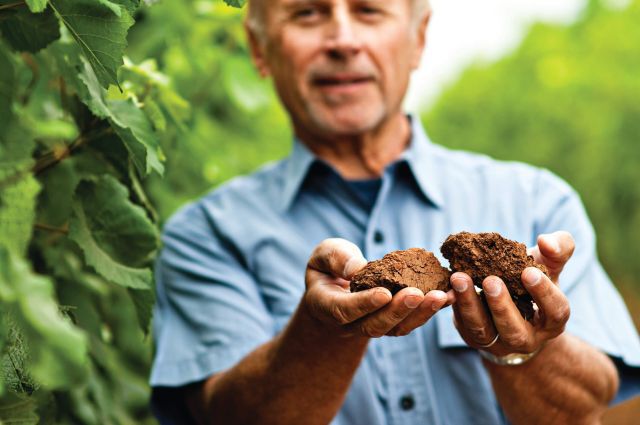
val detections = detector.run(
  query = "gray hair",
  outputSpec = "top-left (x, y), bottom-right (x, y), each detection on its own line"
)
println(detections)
top-left (246, 0), bottom-right (431, 43)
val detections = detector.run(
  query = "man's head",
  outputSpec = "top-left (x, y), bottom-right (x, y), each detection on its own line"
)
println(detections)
top-left (245, 0), bottom-right (432, 140)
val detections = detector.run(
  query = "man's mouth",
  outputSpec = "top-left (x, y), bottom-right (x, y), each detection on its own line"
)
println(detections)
top-left (313, 74), bottom-right (374, 87)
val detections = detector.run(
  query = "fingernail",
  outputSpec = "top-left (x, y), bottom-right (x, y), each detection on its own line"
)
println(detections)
top-left (451, 278), bottom-right (467, 293)
top-left (373, 289), bottom-right (391, 306)
top-left (484, 278), bottom-right (502, 297)
top-left (524, 268), bottom-right (543, 286)
top-left (404, 296), bottom-right (422, 309)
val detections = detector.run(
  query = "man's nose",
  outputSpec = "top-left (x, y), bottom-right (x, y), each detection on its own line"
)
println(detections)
top-left (323, 9), bottom-right (362, 58)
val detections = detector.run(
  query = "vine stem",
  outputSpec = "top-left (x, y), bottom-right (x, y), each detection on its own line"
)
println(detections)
top-left (34, 223), bottom-right (69, 235)
top-left (32, 127), bottom-right (113, 175)
top-left (0, 1), bottom-right (25, 11)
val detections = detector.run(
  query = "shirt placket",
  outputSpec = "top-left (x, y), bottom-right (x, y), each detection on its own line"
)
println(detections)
top-left (363, 166), bottom-right (440, 425)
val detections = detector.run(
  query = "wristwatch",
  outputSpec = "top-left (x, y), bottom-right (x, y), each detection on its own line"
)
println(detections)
top-left (478, 345), bottom-right (543, 366)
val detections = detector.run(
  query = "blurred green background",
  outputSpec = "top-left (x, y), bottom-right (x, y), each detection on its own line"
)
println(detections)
top-left (129, 0), bottom-right (640, 326)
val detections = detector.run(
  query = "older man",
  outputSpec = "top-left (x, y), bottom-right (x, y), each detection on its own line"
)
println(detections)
top-left (150, 0), bottom-right (640, 424)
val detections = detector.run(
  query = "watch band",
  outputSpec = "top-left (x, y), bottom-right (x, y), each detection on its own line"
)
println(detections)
top-left (479, 345), bottom-right (543, 366)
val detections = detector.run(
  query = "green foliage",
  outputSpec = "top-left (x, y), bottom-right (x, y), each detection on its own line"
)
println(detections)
top-left (126, 0), bottom-right (290, 221)
top-left (0, 392), bottom-right (38, 424)
top-left (424, 0), bottom-right (640, 295)
top-left (49, 0), bottom-right (134, 89)
top-left (0, 0), bottom-right (179, 421)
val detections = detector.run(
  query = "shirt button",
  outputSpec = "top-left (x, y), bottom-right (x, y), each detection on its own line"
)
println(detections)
top-left (399, 394), bottom-right (415, 411)
top-left (373, 230), bottom-right (384, 244)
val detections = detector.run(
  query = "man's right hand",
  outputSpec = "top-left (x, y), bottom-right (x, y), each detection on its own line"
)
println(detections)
top-left (303, 238), bottom-right (452, 338)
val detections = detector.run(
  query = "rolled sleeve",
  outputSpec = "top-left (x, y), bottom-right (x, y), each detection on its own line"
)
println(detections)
top-left (150, 202), bottom-right (275, 387)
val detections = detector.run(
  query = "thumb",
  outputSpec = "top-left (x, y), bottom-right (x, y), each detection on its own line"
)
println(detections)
top-left (307, 238), bottom-right (368, 280)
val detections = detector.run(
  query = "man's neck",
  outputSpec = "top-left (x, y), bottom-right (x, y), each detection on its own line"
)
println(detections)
top-left (295, 113), bottom-right (411, 180)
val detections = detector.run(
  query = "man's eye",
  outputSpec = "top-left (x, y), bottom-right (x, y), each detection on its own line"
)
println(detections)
top-left (293, 7), bottom-right (320, 21)
top-left (358, 6), bottom-right (380, 15)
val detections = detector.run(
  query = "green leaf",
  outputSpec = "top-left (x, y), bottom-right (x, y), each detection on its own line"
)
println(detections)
top-left (0, 392), bottom-right (38, 425)
top-left (1, 321), bottom-right (38, 396)
top-left (0, 175), bottom-right (40, 256)
top-left (70, 55), bottom-right (165, 176)
top-left (128, 288), bottom-right (154, 334)
top-left (49, 0), bottom-right (134, 89)
top-left (223, 0), bottom-right (247, 7)
top-left (0, 247), bottom-right (88, 389)
top-left (102, 0), bottom-right (140, 16)
top-left (25, 0), bottom-right (46, 13)
top-left (0, 45), bottom-right (14, 134)
top-left (36, 160), bottom-right (78, 227)
top-left (68, 175), bottom-right (157, 289)
top-left (109, 99), bottom-right (165, 176)
top-left (142, 98), bottom-right (166, 132)
top-left (0, 6), bottom-right (60, 53)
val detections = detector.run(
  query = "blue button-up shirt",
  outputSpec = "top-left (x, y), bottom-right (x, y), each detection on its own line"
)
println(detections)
top-left (151, 117), bottom-right (640, 424)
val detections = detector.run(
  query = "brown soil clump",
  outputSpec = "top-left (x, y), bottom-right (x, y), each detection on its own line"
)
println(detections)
top-left (350, 248), bottom-right (451, 295)
top-left (440, 232), bottom-right (548, 321)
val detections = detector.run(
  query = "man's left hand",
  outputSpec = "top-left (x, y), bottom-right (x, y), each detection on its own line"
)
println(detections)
top-left (450, 231), bottom-right (575, 357)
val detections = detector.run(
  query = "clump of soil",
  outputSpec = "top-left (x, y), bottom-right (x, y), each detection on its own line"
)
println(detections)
top-left (350, 248), bottom-right (451, 295)
top-left (440, 232), bottom-right (548, 321)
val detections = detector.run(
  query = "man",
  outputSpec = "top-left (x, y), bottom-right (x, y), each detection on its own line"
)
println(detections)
top-left (150, 0), bottom-right (640, 424)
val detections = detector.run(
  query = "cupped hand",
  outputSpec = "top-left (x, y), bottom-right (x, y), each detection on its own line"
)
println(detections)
top-left (304, 238), bottom-right (453, 338)
top-left (451, 231), bottom-right (575, 356)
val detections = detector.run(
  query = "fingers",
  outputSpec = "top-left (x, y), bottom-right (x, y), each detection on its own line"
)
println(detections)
top-left (450, 273), bottom-right (498, 347)
top-left (528, 231), bottom-right (575, 282)
top-left (347, 287), bottom-right (426, 337)
top-left (481, 276), bottom-right (536, 354)
top-left (307, 238), bottom-right (368, 281)
top-left (305, 282), bottom-right (392, 328)
top-left (521, 267), bottom-right (570, 336)
top-left (388, 290), bottom-right (449, 336)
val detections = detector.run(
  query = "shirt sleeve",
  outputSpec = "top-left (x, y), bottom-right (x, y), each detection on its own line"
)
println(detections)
top-left (533, 169), bottom-right (640, 368)
top-left (149, 201), bottom-right (275, 388)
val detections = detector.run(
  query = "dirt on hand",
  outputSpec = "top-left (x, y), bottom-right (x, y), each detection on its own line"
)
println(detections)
top-left (440, 231), bottom-right (548, 321)
top-left (350, 248), bottom-right (451, 295)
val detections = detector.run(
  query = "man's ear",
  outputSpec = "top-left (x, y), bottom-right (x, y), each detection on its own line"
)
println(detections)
top-left (411, 9), bottom-right (432, 70)
top-left (245, 23), bottom-right (271, 78)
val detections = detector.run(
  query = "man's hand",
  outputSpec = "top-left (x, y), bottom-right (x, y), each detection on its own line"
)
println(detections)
top-left (303, 238), bottom-right (452, 338)
top-left (451, 231), bottom-right (575, 356)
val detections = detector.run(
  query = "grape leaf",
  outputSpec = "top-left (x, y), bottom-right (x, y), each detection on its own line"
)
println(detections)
top-left (128, 288), bottom-right (154, 334)
top-left (0, 247), bottom-right (88, 389)
top-left (109, 99), bottom-right (165, 176)
top-left (0, 392), bottom-right (38, 425)
top-left (66, 53), bottom-right (164, 176)
top-left (0, 6), bottom-right (60, 53)
top-left (0, 175), bottom-right (40, 256)
top-left (49, 0), bottom-right (134, 89)
top-left (36, 160), bottom-right (78, 227)
top-left (25, 0), bottom-right (46, 13)
top-left (102, 0), bottom-right (140, 16)
top-left (0, 45), bottom-right (13, 134)
top-left (68, 175), bottom-right (157, 289)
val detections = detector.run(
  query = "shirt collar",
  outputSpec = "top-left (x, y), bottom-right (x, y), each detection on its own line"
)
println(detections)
top-left (279, 139), bottom-right (317, 212)
top-left (400, 115), bottom-right (445, 208)
top-left (279, 114), bottom-right (445, 211)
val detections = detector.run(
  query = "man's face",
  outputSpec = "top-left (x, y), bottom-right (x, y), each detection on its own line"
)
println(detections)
top-left (249, 0), bottom-right (428, 138)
